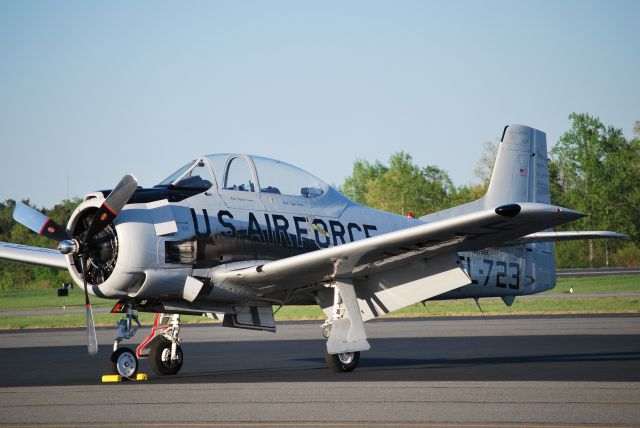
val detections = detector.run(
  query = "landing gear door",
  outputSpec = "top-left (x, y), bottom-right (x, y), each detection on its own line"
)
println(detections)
top-left (222, 306), bottom-right (276, 332)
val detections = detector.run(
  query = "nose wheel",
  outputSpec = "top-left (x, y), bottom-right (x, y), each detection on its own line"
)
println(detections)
top-left (108, 301), bottom-right (141, 379)
top-left (110, 347), bottom-right (139, 378)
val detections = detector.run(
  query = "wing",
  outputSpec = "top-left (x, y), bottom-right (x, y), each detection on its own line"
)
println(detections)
top-left (0, 242), bottom-right (67, 269)
top-left (211, 202), bottom-right (584, 291)
top-left (516, 231), bottom-right (627, 243)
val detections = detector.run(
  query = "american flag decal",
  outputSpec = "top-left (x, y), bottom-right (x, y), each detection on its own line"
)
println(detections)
top-left (519, 168), bottom-right (528, 176)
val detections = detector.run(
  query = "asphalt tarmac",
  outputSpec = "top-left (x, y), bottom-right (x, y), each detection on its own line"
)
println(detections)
top-left (0, 315), bottom-right (639, 427)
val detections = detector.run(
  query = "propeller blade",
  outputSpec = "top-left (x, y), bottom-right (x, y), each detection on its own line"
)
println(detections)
top-left (86, 303), bottom-right (98, 355)
top-left (83, 174), bottom-right (138, 244)
top-left (79, 255), bottom-right (98, 355)
top-left (13, 202), bottom-right (71, 242)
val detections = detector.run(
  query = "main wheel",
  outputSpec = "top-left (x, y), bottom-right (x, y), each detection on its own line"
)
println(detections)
top-left (110, 347), bottom-right (138, 378)
top-left (324, 349), bottom-right (360, 373)
top-left (149, 340), bottom-right (183, 376)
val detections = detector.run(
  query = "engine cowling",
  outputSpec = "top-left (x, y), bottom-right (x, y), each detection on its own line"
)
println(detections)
top-left (65, 197), bottom-right (153, 298)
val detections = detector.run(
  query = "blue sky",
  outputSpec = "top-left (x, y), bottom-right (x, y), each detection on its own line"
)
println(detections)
top-left (1, 0), bottom-right (638, 208)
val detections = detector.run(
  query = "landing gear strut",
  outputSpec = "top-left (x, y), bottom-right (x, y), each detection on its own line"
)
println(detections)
top-left (322, 313), bottom-right (362, 373)
top-left (137, 313), bottom-right (184, 376)
top-left (321, 278), bottom-right (369, 373)
top-left (149, 314), bottom-right (183, 375)
top-left (110, 302), bottom-right (141, 378)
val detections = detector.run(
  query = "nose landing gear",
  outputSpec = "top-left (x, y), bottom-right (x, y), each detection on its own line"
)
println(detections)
top-left (109, 301), bottom-right (141, 379)
top-left (110, 347), bottom-right (139, 378)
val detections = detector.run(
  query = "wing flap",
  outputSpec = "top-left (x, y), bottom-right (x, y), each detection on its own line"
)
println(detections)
top-left (0, 242), bottom-right (67, 269)
top-left (316, 253), bottom-right (471, 321)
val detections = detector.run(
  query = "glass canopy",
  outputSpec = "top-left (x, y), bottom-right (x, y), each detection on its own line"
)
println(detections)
top-left (158, 154), bottom-right (328, 198)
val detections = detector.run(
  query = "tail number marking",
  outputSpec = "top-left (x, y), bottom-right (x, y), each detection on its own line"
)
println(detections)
top-left (460, 256), bottom-right (520, 289)
top-left (495, 261), bottom-right (520, 289)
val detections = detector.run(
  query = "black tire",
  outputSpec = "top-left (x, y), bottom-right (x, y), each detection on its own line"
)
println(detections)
top-left (110, 347), bottom-right (138, 378)
top-left (324, 349), bottom-right (360, 373)
top-left (149, 340), bottom-right (183, 376)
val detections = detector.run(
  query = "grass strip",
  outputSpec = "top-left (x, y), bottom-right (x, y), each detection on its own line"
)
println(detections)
top-left (1, 275), bottom-right (638, 311)
top-left (0, 275), bottom-right (638, 329)
top-left (549, 275), bottom-right (639, 294)
top-left (0, 288), bottom-right (113, 311)
top-left (0, 296), bottom-right (637, 329)
top-left (0, 313), bottom-right (215, 329)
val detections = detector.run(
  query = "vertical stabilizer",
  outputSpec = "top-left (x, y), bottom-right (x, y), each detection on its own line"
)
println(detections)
top-left (484, 124), bottom-right (550, 207)
top-left (485, 124), bottom-right (555, 294)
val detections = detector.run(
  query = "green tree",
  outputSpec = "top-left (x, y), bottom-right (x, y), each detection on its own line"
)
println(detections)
top-left (473, 140), bottom-right (498, 188)
top-left (550, 113), bottom-right (640, 267)
top-left (341, 151), bottom-right (457, 216)
top-left (448, 139), bottom-right (500, 206)
top-left (341, 159), bottom-right (387, 204)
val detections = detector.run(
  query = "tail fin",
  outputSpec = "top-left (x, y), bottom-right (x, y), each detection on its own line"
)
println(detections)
top-left (420, 124), bottom-right (551, 223)
top-left (484, 124), bottom-right (550, 206)
top-left (485, 125), bottom-right (556, 294)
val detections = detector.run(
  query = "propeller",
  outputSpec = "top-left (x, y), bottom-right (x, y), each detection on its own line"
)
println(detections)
top-left (13, 174), bottom-right (138, 355)
top-left (82, 174), bottom-right (137, 246)
top-left (79, 254), bottom-right (98, 355)
top-left (13, 202), bottom-right (71, 242)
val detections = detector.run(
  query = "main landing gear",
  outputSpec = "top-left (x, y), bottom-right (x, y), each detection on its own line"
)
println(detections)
top-left (320, 278), bottom-right (369, 373)
top-left (141, 313), bottom-right (184, 376)
top-left (321, 320), bottom-right (361, 372)
top-left (323, 348), bottom-right (360, 372)
top-left (108, 303), bottom-right (184, 378)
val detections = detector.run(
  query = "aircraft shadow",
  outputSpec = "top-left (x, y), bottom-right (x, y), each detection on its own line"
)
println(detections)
top-left (168, 335), bottom-right (640, 384)
top-left (3, 334), bottom-right (637, 387)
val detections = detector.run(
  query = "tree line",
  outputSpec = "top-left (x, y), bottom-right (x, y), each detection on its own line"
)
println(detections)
top-left (0, 113), bottom-right (638, 289)
top-left (0, 198), bottom-right (79, 290)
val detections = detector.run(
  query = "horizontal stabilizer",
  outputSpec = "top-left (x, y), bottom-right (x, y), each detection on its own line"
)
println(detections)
top-left (515, 231), bottom-right (627, 243)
